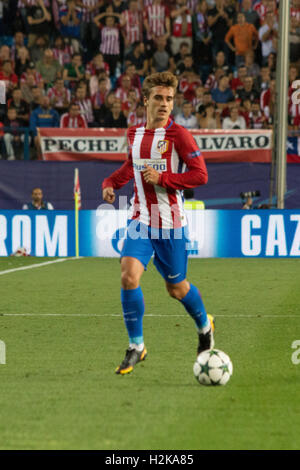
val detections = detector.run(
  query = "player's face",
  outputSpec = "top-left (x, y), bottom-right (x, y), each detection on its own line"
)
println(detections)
top-left (144, 86), bottom-right (174, 128)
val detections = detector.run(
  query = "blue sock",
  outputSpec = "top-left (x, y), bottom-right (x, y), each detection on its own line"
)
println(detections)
top-left (121, 287), bottom-right (145, 345)
top-left (180, 284), bottom-right (208, 330)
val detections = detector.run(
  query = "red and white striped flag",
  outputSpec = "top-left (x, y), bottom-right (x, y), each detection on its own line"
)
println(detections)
top-left (74, 168), bottom-right (82, 210)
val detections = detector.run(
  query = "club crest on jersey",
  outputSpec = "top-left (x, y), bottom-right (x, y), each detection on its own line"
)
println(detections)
top-left (157, 140), bottom-right (169, 154)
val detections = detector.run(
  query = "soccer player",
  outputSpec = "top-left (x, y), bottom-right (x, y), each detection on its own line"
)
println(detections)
top-left (102, 71), bottom-right (215, 375)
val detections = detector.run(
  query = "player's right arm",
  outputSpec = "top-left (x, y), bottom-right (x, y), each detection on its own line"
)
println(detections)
top-left (102, 155), bottom-right (134, 203)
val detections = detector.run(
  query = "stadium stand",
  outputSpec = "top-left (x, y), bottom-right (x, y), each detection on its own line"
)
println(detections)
top-left (0, 0), bottom-right (298, 160)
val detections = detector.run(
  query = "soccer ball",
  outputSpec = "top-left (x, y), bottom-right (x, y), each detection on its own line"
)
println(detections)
top-left (193, 349), bottom-right (233, 386)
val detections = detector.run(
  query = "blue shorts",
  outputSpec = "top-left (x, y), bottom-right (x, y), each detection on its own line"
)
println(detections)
top-left (120, 220), bottom-right (189, 284)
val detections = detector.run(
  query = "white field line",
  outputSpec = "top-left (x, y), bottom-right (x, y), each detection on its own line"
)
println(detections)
top-left (0, 257), bottom-right (81, 276)
top-left (0, 313), bottom-right (299, 318)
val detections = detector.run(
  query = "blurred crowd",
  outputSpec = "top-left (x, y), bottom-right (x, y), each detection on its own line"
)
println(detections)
top-left (0, 0), bottom-right (299, 159)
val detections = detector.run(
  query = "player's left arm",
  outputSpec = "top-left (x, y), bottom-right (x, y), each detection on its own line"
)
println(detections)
top-left (157, 128), bottom-right (208, 190)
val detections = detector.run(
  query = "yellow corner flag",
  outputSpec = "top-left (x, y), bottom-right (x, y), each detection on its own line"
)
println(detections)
top-left (74, 168), bottom-right (81, 257)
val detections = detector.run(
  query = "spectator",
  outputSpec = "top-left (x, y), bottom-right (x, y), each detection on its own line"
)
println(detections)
top-left (60, 102), bottom-right (88, 128)
top-left (22, 188), bottom-right (54, 210)
top-left (62, 53), bottom-right (85, 90)
top-left (241, 0), bottom-right (260, 30)
top-left (29, 85), bottom-right (44, 111)
top-left (26, 0), bottom-right (52, 48)
top-left (207, 0), bottom-right (234, 61)
top-left (172, 41), bottom-right (190, 73)
top-left (91, 77), bottom-right (109, 110)
top-left (143, 0), bottom-right (171, 57)
top-left (127, 101), bottom-right (146, 127)
top-left (94, 14), bottom-right (121, 77)
top-left (124, 41), bottom-right (148, 78)
top-left (212, 50), bottom-right (233, 78)
top-left (30, 35), bottom-right (47, 63)
top-left (236, 76), bottom-right (260, 103)
top-left (258, 11), bottom-right (278, 66)
top-left (14, 46), bottom-right (31, 78)
top-left (244, 49), bottom-right (261, 78)
top-left (47, 77), bottom-right (71, 115)
top-left (192, 85), bottom-right (205, 111)
top-left (20, 61), bottom-right (43, 88)
top-left (89, 67), bottom-right (112, 97)
top-left (151, 36), bottom-right (172, 73)
top-left (172, 90), bottom-right (185, 117)
top-left (174, 100), bottom-right (198, 129)
top-left (260, 78), bottom-right (275, 121)
top-left (11, 31), bottom-right (26, 62)
top-left (36, 49), bottom-right (62, 87)
top-left (176, 53), bottom-right (197, 76)
top-left (52, 36), bottom-right (73, 68)
top-left (115, 74), bottom-right (140, 105)
top-left (179, 69), bottom-right (202, 102)
top-left (211, 74), bottom-right (235, 111)
top-left (204, 67), bottom-right (226, 91)
top-left (29, 95), bottom-right (60, 158)
top-left (290, 15), bottom-right (300, 64)
top-left (255, 65), bottom-right (271, 92)
top-left (197, 102), bottom-right (221, 129)
top-left (222, 105), bottom-right (246, 129)
top-left (79, 0), bottom-right (103, 55)
top-left (0, 45), bottom-right (12, 69)
top-left (73, 85), bottom-right (95, 126)
top-left (0, 60), bottom-right (18, 94)
top-left (120, 0), bottom-right (143, 55)
top-left (86, 52), bottom-right (110, 78)
top-left (230, 64), bottom-right (247, 94)
top-left (6, 87), bottom-right (30, 125)
top-left (225, 12), bottom-right (259, 67)
top-left (59, 0), bottom-right (82, 53)
top-left (170, 0), bottom-right (193, 55)
top-left (248, 100), bottom-right (267, 129)
top-left (253, 0), bottom-right (268, 26)
top-left (94, 90), bottom-right (116, 126)
top-left (119, 63), bottom-right (141, 93)
top-left (103, 98), bottom-right (127, 128)
top-left (3, 107), bottom-right (25, 160)
top-left (192, 0), bottom-right (212, 77)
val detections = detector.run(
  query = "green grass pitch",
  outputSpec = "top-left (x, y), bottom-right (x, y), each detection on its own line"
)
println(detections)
top-left (0, 256), bottom-right (300, 450)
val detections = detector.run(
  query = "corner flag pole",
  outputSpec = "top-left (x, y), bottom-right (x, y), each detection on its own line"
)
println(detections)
top-left (74, 168), bottom-right (81, 258)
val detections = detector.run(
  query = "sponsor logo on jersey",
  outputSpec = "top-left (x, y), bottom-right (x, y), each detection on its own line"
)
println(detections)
top-left (133, 159), bottom-right (167, 172)
top-left (157, 140), bottom-right (169, 154)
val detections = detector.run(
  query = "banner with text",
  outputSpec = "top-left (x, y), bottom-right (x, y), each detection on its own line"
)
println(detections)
top-left (39, 128), bottom-right (274, 163)
top-left (1, 210), bottom-right (300, 258)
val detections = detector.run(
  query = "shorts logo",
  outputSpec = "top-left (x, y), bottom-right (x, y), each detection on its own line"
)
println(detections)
top-left (157, 140), bottom-right (169, 154)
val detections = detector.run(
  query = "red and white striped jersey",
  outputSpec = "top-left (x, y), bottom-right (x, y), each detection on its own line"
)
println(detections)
top-left (20, 70), bottom-right (43, 86)
top-left (60, 112), bottom-right (88, 128)
top-left (47, 86), bottom-right (71, 108)
top-left (144, 4), bottom-right (169, 40)
top-left (121, 9), bottom-right (143, 44)
top-left (253, 1), bottom-right (267, 24)
top-left (172, 12), bottom-right (193, 38)
top-left (102, 118), bottom-right (208, 229)
top-left (80, 0), bottom-right (99, 23)
top-left (74, 97), bottom-right (94, 123)
top-left (291, 5), bottom-right (300, 22)
top-left (99, 26), bottom-right (120, 56)
top-left (127, 110), bottom-right (146, 128)
top-left (52, 46), bottom-right (73, 67)
top-left (115, 85), bottom-right (140, 103)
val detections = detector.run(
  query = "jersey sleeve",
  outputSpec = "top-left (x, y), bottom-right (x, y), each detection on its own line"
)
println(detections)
top-left (102, 129), bottom-right (134, 190)
top-left (158, 126), bottom-right (208, 190)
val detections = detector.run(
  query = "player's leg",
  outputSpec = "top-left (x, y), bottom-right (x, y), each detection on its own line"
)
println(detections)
top-left (116, 224), bottom-right (153, 374)
top-left (165, 279), bottom-right (215, 354)
top-left (152, 229), bottom-right (214, 353)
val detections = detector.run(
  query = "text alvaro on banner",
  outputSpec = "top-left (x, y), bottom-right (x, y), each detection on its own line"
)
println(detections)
top-left (39, 128), bottom-right (273, 163)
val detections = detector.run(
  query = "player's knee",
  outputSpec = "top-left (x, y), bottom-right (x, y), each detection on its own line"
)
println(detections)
top-left (166, 284), bottom-right (181, 300)
top-left (121, 271), bottom-right (139, 290)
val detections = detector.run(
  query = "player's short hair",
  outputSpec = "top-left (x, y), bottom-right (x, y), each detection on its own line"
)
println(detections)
top-left (142, 72), bottom-right (178, 99)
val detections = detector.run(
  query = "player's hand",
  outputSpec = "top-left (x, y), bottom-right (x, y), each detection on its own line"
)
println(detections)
top-left (102, 187), bottom-right (116, 204)
top-left (142, 164), bottom-right (160, 185)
